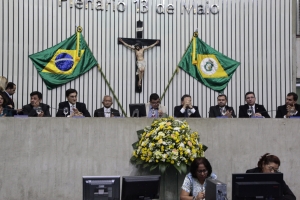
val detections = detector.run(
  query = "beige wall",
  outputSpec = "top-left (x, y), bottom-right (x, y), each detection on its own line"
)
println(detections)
top-left (0, 118), bottom-right (299, 200)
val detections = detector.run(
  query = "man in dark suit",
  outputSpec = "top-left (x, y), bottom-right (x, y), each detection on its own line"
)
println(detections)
top-left (239, 91), bottom-right (270, 118)
top-left (209, 94), bottom-right (236, 118)
top-left (3, 82), bottom-right (22, 115)
top-left (94, 95), bottom-right (120, 117)
top-left (56, 89), bottom-right (91, 117)
top-left (174, 94), bottom-right (201, 118)
top-left (276, 92), bottom-right (300, 118)
top-left (22, 91), bottom-right (51, 117)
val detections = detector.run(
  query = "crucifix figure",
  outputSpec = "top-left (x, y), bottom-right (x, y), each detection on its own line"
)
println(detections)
top-left (118, 20), bottom-right (160, 93)
top-left (119, 38), bottom-right (159, 87)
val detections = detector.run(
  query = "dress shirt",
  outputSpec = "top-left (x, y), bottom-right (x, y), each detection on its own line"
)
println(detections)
top-left (148, 105), bottom-right (158, 118)
top-left (104, 107), bottom-right (111, 117)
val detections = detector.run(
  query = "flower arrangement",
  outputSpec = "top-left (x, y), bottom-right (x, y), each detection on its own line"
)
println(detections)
top-left (130, 116), bottom-right (207, 174)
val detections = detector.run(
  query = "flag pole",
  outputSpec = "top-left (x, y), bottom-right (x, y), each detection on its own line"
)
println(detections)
top-left (160, 32), bottom-right (197, 101)
top-left (97, 65), bottom-right (127, 117)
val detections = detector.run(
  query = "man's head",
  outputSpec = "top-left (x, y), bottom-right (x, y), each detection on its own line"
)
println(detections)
top-left (285, 92), bottom-right (298, 106)
top-left (30, 91), bottom-right (42, 106)
top-left (217, 94), bottom-right (227, 107)
top-left (102, 95), bottom-right (113, 108)
top-left (134, 43), bottom-right (142, 50)
top-left (181, 94), bottom-right (192, 105)
top-left (5, 82), bottom-right (16, 95)
top-left (66, 89), bottom-right (78, 105)
top-left (149, 93), bottom-right (160, 109)
top-left (245, 91), bottom-right (256, 106)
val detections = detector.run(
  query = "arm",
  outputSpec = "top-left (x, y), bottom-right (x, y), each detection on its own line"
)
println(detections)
top-left (81, 103), bottom-right (91, 117)
top-left (260, 105), bottom-right (270, 118)
top-left (208, 107), bottom-right (215, 118)
top-left (174, 106), bottom-right (184, 117)
top-left (238, 105), bottom-right (247, 118)
top-left (282, 180), bottom-right (296, 200)
top-left (143, 40), bottom-right (159, 50)
top-left (229, 107), bottom-right (237, 118)
top-left (22, 105), bottom-right (37, 117)
top-left (191, 106), bottom-right (201, 118)
top-left (119, 38), bottom-right (135, 50)
top-left (56, 102), bottom-right (65, 117)
top-left (43, 105), bottom-right (51, 117)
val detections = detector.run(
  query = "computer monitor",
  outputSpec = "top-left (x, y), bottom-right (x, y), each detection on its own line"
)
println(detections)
top-left (83, 176), bottom-right (120, 200)
top-left (121, 175), bottom-right (160, 200)
top-left (129, 104), bottom-right (146, 117)
top-left (232, 173), bottom-right (283, 200)
top-left (206, 178), bottom-right (227, 200)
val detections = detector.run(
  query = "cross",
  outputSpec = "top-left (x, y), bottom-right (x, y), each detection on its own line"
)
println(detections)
top-left (118, 20), bottom-right (160, 93)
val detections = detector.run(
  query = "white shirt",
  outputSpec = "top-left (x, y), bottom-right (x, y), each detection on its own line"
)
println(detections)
top-left (104, 107), bottom-right (111, 118)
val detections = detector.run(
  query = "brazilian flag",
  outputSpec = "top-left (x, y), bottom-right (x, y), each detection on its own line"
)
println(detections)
top-left (178, 32), bottom-right (240, 93)
top-left (29, 28), bottom-right (98, 90)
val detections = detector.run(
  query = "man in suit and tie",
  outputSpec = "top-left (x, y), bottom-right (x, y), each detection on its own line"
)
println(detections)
top-left (276, 92), bottom-right (300, 118)
top-left (56, 89), bottom-right (91, 117)
top-left (3, 82), bottom-right (22, 115)
top-left (174, 94), bottom-right (201, 118)
top-left (239, 91), bottom-right (270, 118)
top-left (22, 91), bottom-right (51, 117)
top-left (94, 95), bottom-right (120, 117)
top-left (145, 93), bottom-right (168, 118)
top-left (209, 94), bottom-right (236, 118)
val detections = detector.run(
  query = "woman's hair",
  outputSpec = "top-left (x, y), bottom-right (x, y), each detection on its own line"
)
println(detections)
top-left (0, 76), bottom-right (8, 91)
top-left (0, 92), bottom-right (7, 106)
top-left (257, 153), bottom-right (281, 169)
top-left (190, 157), bottom-right (212, 178)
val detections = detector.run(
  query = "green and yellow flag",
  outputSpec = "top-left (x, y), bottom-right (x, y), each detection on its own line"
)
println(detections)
top-left (29, 28), bottom-right (98, 90)
top-left (178, 32), bottom-right (240, 93)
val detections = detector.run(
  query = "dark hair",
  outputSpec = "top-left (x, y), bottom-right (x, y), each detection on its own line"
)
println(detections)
top-left (5, 82), bottom-right (16, 90)
top-left (287, 92), bottom-right (298, 101)
top-left (245, 91), bottom-right (255, 99)
top-left (149, 93), bottom-right (160, 101)
top-left (30, 91), bottom-right (42, 99)
top-left (134, 43), bottom-right (142, 49)
top-left (257, 153), bottom-right (281, 169)
top-left (181, 94), bottom-right (191, 102)
top-left (0, 92), bottom-right (7, 106)
top-left (190, 157), bottom-right (212, 178)
top-left (66, 89), bottom-right (77, 97)
top-left (217, 94), bottom-right (227, 100)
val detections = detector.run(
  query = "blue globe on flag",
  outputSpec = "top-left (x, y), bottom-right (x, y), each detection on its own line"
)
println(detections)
top-left (55, 53), bottom-right (74, 71)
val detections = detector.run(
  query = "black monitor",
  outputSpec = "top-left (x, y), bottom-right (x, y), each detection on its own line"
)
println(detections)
top-left (129, 104), bottom-right (146, 117)
top-left (232, 173), bottom-right (283, 200)
top-left (121, 175), bottom-right (160, 200)
top-left (83, 176), bottom-right (120, 200)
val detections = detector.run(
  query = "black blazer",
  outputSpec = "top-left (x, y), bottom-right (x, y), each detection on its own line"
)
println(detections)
top-left (246, 167), bottom-right (296, 200)
top-left (174, 105), bottom-right (201, 118)
top-left (239, 104), bottom-right (270, 118)
top-left (209, 105), bottom-right (236, 118)
top-left (56, 101), bottom-right (91, 117)
top-left (1, 91), bottom-right (14, 108)
top-left (22, 103), bottom-right (51, 117)
top-left (276, 104), bottom-right (300, 118)
top-left (94, 107), bottom-right (120, 117)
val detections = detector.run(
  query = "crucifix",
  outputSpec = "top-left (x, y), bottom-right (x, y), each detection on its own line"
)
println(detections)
top-left (118, 20), bottom-right (160, 93)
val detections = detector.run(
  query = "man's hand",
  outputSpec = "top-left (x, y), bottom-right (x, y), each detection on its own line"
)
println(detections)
top-left (38, 111), bottom-right (44, 117)
top-left (158, 109), bottom-right (163, 117)
top-left (225, 110), bottom-right (233, 118)
top-left (254, 112), bottom-right (262, 117)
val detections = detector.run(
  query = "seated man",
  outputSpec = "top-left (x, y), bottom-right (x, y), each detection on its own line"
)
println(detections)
top-left (239, 91), bottom-right (270, 118)
top-left (94, 95), bottom-right (120, 117)
top-left (145, 93), bottom-right (168, 118)
top-left (276, 92), bottom-right (300, 118)
top-left (174, 94), bottom-right (201, 118)
top-left (22, 91), bottom-right (51, 117)
top-left (56, 89), bottom-right (91, 117)
top-left (209, 94), bottom-right (236, 118)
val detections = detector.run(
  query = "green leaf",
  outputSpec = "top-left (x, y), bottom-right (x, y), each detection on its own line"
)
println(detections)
top-left (173, 164), bottom-right (182, 174)
top-left (130, 156), bottom-right (137, 162)
top-left (180, 163), bottom-right (187, 174)
top-left (203, 144), bottom-right (208, 152)
top-left (136, 159), bottom-right (144, 165)
top-left (158, 163), bottom-right (168, 174)
top-left (137, 129), bottom-right (144, 139)
top-left (143, 163), bottom-right (150, 168)
top-left (150, 164), bottom-right (158, 171)
top-left (132, 141), bottom-right (139, 150)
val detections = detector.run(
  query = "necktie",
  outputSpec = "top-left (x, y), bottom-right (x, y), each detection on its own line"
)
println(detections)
top-left (251, 106), bottom-right (255, 116)
top-left (151, 109), bottom-right (156, 118)
top-left (184, 109), bottom-right (188, 117)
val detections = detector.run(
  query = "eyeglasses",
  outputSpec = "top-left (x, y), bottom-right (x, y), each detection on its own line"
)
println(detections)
top-left (267, 165), bottom-right (279, 173)
top-left (196, 170), bottom-right (208, 174)
top-left (150, 101), bottom-right (160, 105)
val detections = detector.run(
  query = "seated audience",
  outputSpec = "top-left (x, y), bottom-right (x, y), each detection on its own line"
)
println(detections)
top-left (94, 95), bottom-right (120, 117)
top-left (56, 89), bottom-right (91, 117)
top-left (145, 93), bottom-right (167, 118)
top-left (0, 92), bottom-right (13, 117)
top-left (246, 153), bottom-right (295, 200)
top-left (276, 92), bottom-right (300, 118)
top-left (209, 94), bottom-right (236, 118)
top-left (180, 157), bottom-right (217, 200)
top-left (174, 94), bottom-right (201, 118)
top-left (239, 91), bottom-right (270, 118)
top-left (22, 91), bottom-right (51, 117)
